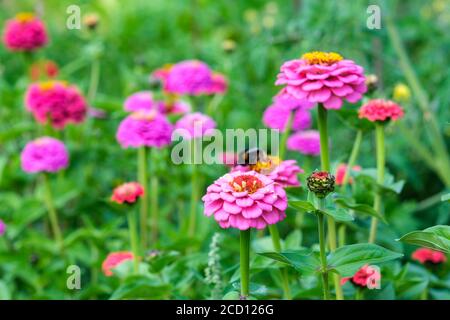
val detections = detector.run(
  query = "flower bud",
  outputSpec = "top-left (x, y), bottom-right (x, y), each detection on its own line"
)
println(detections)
top-left (307, 171), bottom-right (335, 198)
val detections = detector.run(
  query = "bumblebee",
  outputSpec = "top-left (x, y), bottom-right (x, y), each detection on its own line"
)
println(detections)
top-left (238, 148), bottom-right (268, 165)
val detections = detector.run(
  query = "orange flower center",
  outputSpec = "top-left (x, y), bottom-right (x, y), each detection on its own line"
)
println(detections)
top-left (38, 81), bottom-right (66, 91)
top-left (250, 156), bottom-right (280, 174)
top-left (230, 175), bottom-right (263, 194)
top-left (15, 12), bottom-right (35, 22)
top-left (130, 109), bottom-right (157, 121)
top-left (302, 51), bottom-right (343, 65)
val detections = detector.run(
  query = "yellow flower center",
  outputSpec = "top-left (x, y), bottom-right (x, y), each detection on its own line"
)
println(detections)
top-left (131, 109), bottom-right (157, 121)
top-left (15, 12), bottom-right (35, 22)
top-left (250, 156), bottom-right (281, 174)
top-left (38, 81), bottom-right (67, 91)
top-left (302, 51), bottom-right (343, 65)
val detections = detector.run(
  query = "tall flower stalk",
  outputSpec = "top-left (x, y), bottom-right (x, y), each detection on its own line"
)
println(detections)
top-left (127, 207), bottom-right (140, 274)
top-left (240, 229), bottom-right (250, 298)
top-left (150, 148), bottom-right (160, 242)
top-left (42, 173), bottom-right (63, 249)
top-left (188, 139), bottom-right (200, 237)
top-left (137, 147), bottom-right (149, 247)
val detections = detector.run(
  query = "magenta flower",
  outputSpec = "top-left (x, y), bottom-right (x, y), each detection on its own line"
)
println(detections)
top-left (263, 103), bottom-right (311, 132)
top-left (202, 171), bottom-right (287, 230)
top-left (358, 99), bottom-right (404, 122)
top-left (21, 137), bottom-right (69, 173)
top-left (116, 110), bottom-right (173, 148)
top-left (150, 64), bottom-right (172, 84)
top-left (174, 112), bottom-right (216, 139)
top-left (205, 72), bottom-right (228, 95)
top-left (274, 90), bottom-right (315, 110)
top-left (25, 81), bottom-right (87, 129)
top-left (124, 91), bottom-right (154, 112)
top-left (156, 99), bottom-right (191, 115)
top-left (164, 60), bottom-right (213, 95)
top-left (2, 13), bottom-right (48, 51)
top-left (287, 130), bottom-right (321, 156)
top-left (276, 51), bottom-right (366, 109)
top-left (0, 219), bottom-right (6, 236)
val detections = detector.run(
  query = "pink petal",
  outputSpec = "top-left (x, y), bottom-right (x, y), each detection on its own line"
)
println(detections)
top-left (323, 96), bottom-right (343, 109)
top-left (242, 204), bottom-right (263, 218)
top-left (214, 209), bottom-right (230, 221)
top-left (308, 88), bottom-right (331, 103)
top-left (331, 85), bottom-right (353, 97)
top-left (302, 81), bottom-right (323, 91)
top-left (223, 201), bottom-right (242, 214)
top-left (220, 192), bottom-right (236, 203)
top-left (273, 198), bottom-right (287, 211)
top-left (230, 215), bottom-right (250, 230)
top-left (204, 199), bottom-right (223, 216)
top-left (236, 197), bottom-right (254, 207)
top-left (256, 201), bottom-right (273, 211)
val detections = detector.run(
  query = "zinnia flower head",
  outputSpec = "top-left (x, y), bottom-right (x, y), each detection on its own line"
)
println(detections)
top-left (206, 72), bottom-right (228, 95)
top-left (358, 99), bottom-right (404, 122)
top-left (232, 156), bottom-right (303, 187)
top-left (124, 91), bottom-right (154, 112)
top-left (29, 60), bottom-right (59, 81)
top-left (307, 171), bottom-right (335, 198)
top-left (164, 60), bottom-right (213, 95)
top-left (21, 137), bottom-right (69, 173)
top-left (102, 251), bottom-right (134, 276)
top-left (25, 81), bottom-right (87, 129)
top-left (341, 265), bottom-right (381, 288)
top-left (335, 163), bottom-right (362, 185)
top-left (276, 51), bottom-right (366, 109)
top-left (111, 182), bottom-right (144, 205)
top-left (174, 112), bottom-right (216, 139)
top-left (0, 219), bottom-right (6, 236)
top-left (412, 248), bottom-right (447, 265)
top-left (116, 110), bottom-right (173, 148)
top-left (2, 12), bottom-right (48, 51)
top-left (263, 102), bottom-right (312, 132)
top-left (202, 171), bottom-right (287, 230)
top-left (287, 130), bottom-right (321, 156)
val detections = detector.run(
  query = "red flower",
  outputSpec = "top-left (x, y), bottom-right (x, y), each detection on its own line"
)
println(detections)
top-left (358, 99), bottom-right (404, 122)
top-left (341, 265), bottom-right (381, 288)
top-left (412, 248), bottom-right (447, 264)
top-left (29, 60), bottom-right (59, 81)
top-left (335, 163), bottom-right (361, 185)
top-left (111, 182), bottom-right (144, 204)
top-left (102, 251), bottom-right (134, 276)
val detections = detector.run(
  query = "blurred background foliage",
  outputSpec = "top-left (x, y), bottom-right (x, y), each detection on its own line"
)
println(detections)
top-left (0, 0), bottom-right (449, 299)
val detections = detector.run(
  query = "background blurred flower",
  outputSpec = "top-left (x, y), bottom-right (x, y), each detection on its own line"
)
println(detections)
top-left (124, 91), bottom-right (154, 112)
top-left (156, 99), bottom-right (190, 115)
top-left (21, 137), bottom-right (69, 173)
top-left (412, 248), bottom-right (447, 264)
top-left (29, 60), bottom-right (59, 81)
top-left (0, 219), bottom-right (6, 236)
top-left (287, 130), bottom-right (321, 156)
top-left (2, 12), bottom-right (48, 51)
top-left (25, 81), bottom-right (87, 129)
top-left (341, 265), bottom-right (381, 288)
top-left (202, 171), bottom-right (287, 230)
top-left (116, 110), bottom-right (173, 148)
top-left (358, 99), bottom-right (404, 122)
top-left (393, 83), bottom-right (411, 102)
top-left (111, 182), bottom-right (144, 205)
top-left (164, 60), bottom-right (213, 95)
top-left (276, 51), bottom-right (367, 109)
top-left (335, 163), bottom-right (361, 185)
top-left (263, 103), bottom-right (311, 132)
top-left (175, 112), bottom-right (216, 139)
top-left (102, 251), bottom-right (134, 276)
top-left (206, 72), bottom-right (228, 95)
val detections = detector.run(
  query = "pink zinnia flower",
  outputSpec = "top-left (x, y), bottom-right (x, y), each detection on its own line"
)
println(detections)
top-left (274, 90), bottom-right (315, 110)
top-left (358, 99), bottom-right (404, 122)
top-left (276, 51), bottom-right (366, 109)
top-left (287, 130), bottom-right (321, 156)
top-left (0, 219), bottom-right (6, 236)
top-left (206, 72), bottom-right (228, 94)
top-left (2, 13), bottom-right (48, 51)
top-left (29, 60), bottom-right (59, 81)
top-left (21, 137), bottom-right (69, 173)
top-left (164, 60), bottom-right (213, 95)
top-left (341, 265), bottom-right (381, 288)
top-left (202, 171), bottom-right (288, 230)
top-left (174, 112), bottom-right (216, 139)
top-left (412, 248), bottom-right (447, 265)
top-left (25, 81), bottom-right (87, 129)
top-left (116, 110), bottom-right (173, 148)
top-left (102, 251), bottom-right (134, 276)
top-left (263, 103), bottom-right (312, 132)
top-left (124, 91), bottom-right (154, 112)
top-left (335, 163), bottom-right (362, 185)
top-left (111, 182), bottom-right (144, 205)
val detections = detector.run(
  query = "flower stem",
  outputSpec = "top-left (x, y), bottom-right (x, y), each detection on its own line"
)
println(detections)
top-left (87, 58), bottom-right (100, 104)
top-left (188, 140), bottom-right (200, 237)
top-left (127, 209), bottom-right (140, 274)
top-left (369, 123), bottom-right (385, 243)
top-left (317, 104), bottom-right (343, 300)
top-left (342, 130), bottom-right (363, 187)
top-left (268, 224), bottom-right (292, 300)
top-left (317, 208), bottom-right (330, 300)
top-left (137, 147), bottom-right (148, 249)
top-left (150, 148), bottom-right (159, 243)
top-left (42, 173), bottom-right (63, 250)
top-left (240, 229), bottom-right (251, 298)
top-left (279, 111), bottom-right (294, 159)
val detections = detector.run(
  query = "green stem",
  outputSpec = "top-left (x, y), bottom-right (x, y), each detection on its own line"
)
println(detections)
top-left (42, 174), bottom-right (63, 250)
top-left (188, 140), bottom-right (200, 237)
top-left (127, 209), bottom-right (140, 274)
top-left (355, 287), bottom-right (363, 300)
top-left (317, 104), bottom-right (342, 300)
top-left (150, 148), bottom-right (159, 243)
top-left (138, 147), bottom-right (148, 249)
top-left (317, 208), bottom-right (330, 300)
top-left (87, 58), bottom-right (100, 104)
top-left (240, 229), bottom-right (251, 298)
top-left (279, 111), bottom-right (294, 159)
top-left (369, 123), bottom-right (385, 243)
top-left (342, 130), bottom-right (363, 187)
top-left (338, 224), bottom-right (346, 247)
top-left (268, 224), bottom-right (292, 300)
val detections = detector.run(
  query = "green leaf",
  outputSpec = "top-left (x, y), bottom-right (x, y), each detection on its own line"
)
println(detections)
top-left (258, 249), bottom-right (319, 275)
top-left (327, 243), bottom-right (403, 277)
top-left (398, 225), bottom-right (450, 253)
top-left (110, 275), bottom-right (171, 300)
top-left (320, 207), bottom-right (354, 222)
top-left (441, 193), bottom-right (450, 202)
top-left (333, 197), bottom-right (386, 223)
top-left (288, 200), bottom-right (316, 213)
top-left (356, 169), bottom-right (405, 194)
